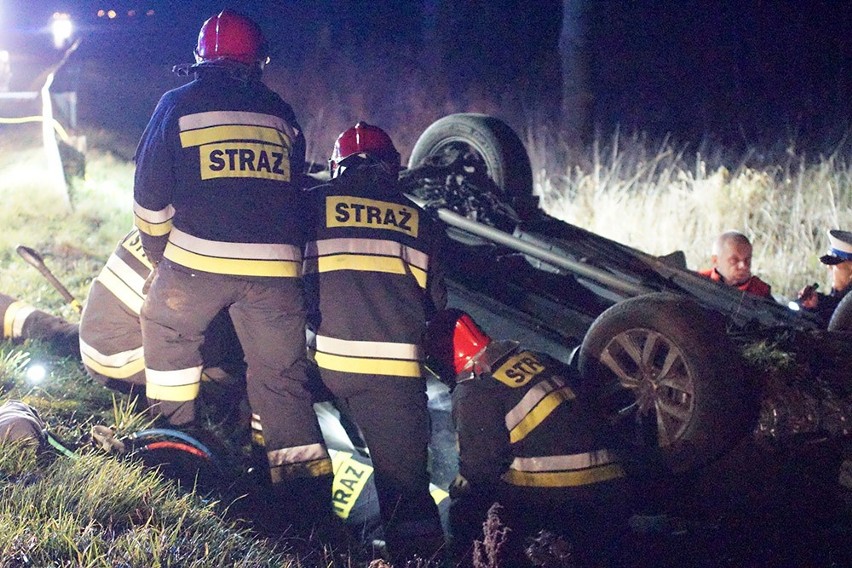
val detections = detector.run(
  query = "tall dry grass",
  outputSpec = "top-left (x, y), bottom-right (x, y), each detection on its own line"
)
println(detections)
top-left (533, 130), bottom-right (852, 300)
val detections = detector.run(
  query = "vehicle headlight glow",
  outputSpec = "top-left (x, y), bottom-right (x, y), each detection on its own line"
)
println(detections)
top-left (51, 13), bottom-right (73, 49)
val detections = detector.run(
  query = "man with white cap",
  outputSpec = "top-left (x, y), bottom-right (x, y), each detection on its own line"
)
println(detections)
top-left (798, 229), bottom-right (852, 327)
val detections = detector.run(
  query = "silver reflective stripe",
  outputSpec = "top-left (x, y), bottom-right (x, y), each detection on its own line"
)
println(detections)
top-left (305, 237), bottom-right (429, 270)
top-left (9, 305), bottom-right (35, 338)
top-left (251, 413), bottom-right (263, 432)
top-left (145, 366), bottom-right (202, 387)
top-left (268, 442), bottom-right (329, 466)
top-left (315, 334), bottom-right (420, 360)
top-left (169, 228), bottom-right (302, 261)
top-left (101, 254), bottom-right (146, 295)
top-left (505, 377), bottom-right (565, 432)
top-left (79, 338), bottom-right (143, 367)
top-left (509, 450), bottom-right (618, 472)
top-left (133, 201), bottom-right (174, 224)
top-left (179, 110), bottom-right (298, 140)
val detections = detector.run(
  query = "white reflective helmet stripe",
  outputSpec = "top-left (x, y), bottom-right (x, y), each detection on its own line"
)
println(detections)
top-left (3, 301), bottom-right (35, 339)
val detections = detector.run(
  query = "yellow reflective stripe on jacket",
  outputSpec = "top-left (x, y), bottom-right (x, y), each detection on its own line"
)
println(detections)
top-left (312, 335), bottom-right (422, 376)
top-left (164, 228), bottom-right (302, 277)
top-left (79, 339), bottom-right (145, 380)
top-left (306, 255), bottom-right (426, 288)
top-left (315, 334), bottom-right (420, 360)
top-left (145, 366), bottom-right (202, 402)
top-left (180, 124), bottom-right (291, 148)
top-left (507, 379), bottom-right (576, 444)
top-left (502, 463), bottom-right (626, 487)
top-left (329, 449), bottom-right (373, 520)
top-left (304, 237), bottom-right (429, 288)
top-left (313, 351), bottom-right (422, 377)
top-left (97, 256), bottom-right (147, 314)
top-left (3, 301), bottom-right (35, 339)
top-left (510, 450), bottom-right (619, 472)
top-left (133, 202), bottom-right (174, 237)
top-left (179, 111), bottom-right (295, 183)
top-left (178, 110), bottom-right (297, 145)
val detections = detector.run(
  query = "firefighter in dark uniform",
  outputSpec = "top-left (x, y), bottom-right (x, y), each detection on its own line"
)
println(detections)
top-left (303, 122), bottom-right (446, 563)
top-left (1, 294), bottom-right (78, 358)
top-left (424, 309), bottom-right (633, 567)
top-left (79, 228), bottom-right (246, 405)
top-left (133, 10), bottom-right (334, 535)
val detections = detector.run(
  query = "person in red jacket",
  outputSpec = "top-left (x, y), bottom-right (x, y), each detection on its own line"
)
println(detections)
top-left (698, 230), bottom-right (772, 297)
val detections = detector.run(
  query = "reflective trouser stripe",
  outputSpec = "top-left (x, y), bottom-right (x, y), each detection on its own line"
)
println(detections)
top-left (503, 462), bottom-right (626, 487)
top-left (508, 385), bottom-right (576, 444)
top-left (146, 366), bottom-right (202, 402)
top-left (79, 339), bottom-right (145, 380)
top-left (96, 256), bottom-right (146, 314)
top-left (3, 301), bottom-right (35, 339)
top-left (268, 442), bottom-right (333, 482)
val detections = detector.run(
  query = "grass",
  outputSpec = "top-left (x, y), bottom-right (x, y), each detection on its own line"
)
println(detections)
top-left (0, 119), bottom-right (850, 566)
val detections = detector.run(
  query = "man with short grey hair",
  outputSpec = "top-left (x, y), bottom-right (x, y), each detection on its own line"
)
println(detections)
top-left (698, 230), bottom-right (772, 297)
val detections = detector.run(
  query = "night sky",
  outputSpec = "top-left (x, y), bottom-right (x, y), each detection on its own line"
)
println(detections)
top-left (1, 1), bottom-right (850, 159)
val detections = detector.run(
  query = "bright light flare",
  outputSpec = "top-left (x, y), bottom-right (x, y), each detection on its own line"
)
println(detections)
top-left (51, 12), bottom-right (73, 49)
top-left (787, 301), bottom-right (801, 311)
top-left (26, 363), bottom-right (47, 384)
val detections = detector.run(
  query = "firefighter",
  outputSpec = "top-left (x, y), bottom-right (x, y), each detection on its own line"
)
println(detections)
top-left (1, 294), bottom-right (78, 359)
top-left (132, 10), bottom-right (335, 536)
top-left (424, 309), bottom-right (633, 567)
top-left (79, 228), bottom-right (246, 410)
top-left (303, 122), bottom-right (447, 563)
top-left (698, 230), bottom-right (772, 298)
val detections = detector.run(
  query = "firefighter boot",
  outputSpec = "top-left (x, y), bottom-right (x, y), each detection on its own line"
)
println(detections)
top-left (271, 474), bottom-right (352, 552)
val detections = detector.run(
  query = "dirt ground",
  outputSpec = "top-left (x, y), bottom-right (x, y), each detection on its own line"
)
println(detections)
top-left (626, 435), bottom-right (852, 568)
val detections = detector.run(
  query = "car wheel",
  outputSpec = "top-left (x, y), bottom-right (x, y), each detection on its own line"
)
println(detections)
top-left (827, 292), bottom-right (852, 331)
top-left (578, 293), bottom-right (754, 474)
top-left (408, 113), bottom-right (536, 217)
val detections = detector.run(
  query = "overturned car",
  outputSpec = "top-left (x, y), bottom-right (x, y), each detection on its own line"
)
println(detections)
top-left (401, 113), bottom-right (852, 479)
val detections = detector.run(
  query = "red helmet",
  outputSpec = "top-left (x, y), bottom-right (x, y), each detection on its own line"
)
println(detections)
top-left (329, 122), bottom-right (400, 178)
top-left (424, 309), bottom-right (492, 379)
top-left (195, 10), bottom-right (268, 66)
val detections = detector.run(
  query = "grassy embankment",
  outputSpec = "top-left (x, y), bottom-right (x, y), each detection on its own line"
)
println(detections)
top-left (0, 122), bottom-right (850, 565)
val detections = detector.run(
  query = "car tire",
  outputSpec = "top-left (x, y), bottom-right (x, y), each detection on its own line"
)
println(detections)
top-left (408, 113), bottom-right (536, 218)
top-left (578, 293), bottom-right (754, 474)
top-left (827, 292), bottom-right (852, 331)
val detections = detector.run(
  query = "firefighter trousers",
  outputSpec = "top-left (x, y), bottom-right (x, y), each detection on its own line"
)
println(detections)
top-left (319, 371), bottom-right (445, 563)
top-left (140, 261), bottom-right (325, 466)
top-left (1, 293), bottom-right (79, 358)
